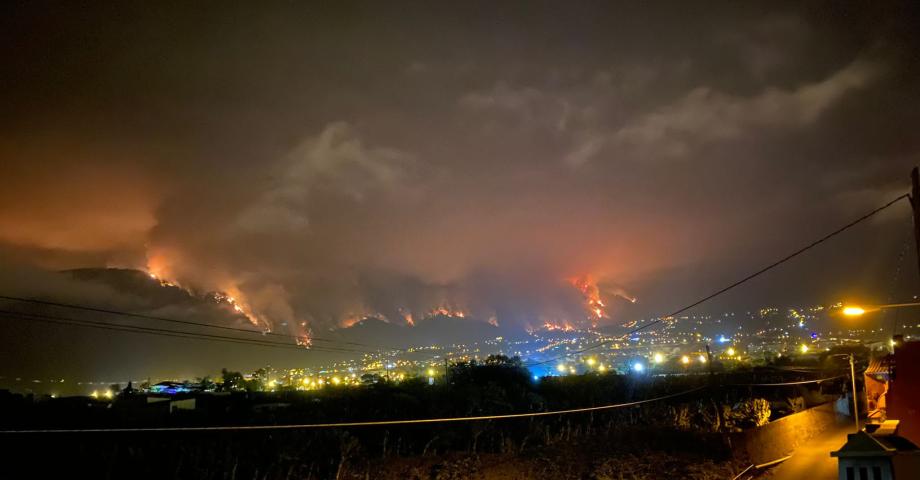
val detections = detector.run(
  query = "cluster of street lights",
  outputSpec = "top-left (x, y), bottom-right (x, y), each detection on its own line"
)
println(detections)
top-left (556, 356), bottom-right (609, 375)
top-left (90, 390), bottom-right (114, 400)
top-left (551, 350), bottom-right (727, 376)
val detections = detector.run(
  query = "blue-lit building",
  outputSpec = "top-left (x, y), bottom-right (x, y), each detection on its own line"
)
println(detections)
top-left (148, 381), bottom-right (193, 395)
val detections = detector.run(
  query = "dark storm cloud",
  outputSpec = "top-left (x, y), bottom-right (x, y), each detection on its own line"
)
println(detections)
top-left (2, 1), bottom-right (920, 377)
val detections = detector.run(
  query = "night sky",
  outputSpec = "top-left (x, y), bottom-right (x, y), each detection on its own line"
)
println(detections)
top-left (2, 1), bottom-right (919, 384)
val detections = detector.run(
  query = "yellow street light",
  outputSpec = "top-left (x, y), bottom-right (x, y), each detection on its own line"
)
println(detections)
top-left (681, 355), bottom-right (690, 365)
top-left (597, 364), bottom-right (607, 372)
top-left (726, 347), bottom-right (735, 356)
top-left (698, 354), bottom-right (707, 363)
top-left (842, 302), bottom-right (920, 317)
top-left (800, 344), bottom-right (809, 354)
top-left (586, 358), bottom-right (596, 366)
top-left (653, 353), bottom-right (664, 364)
top-left (842, 306), bottom-right (866, 316)
top-left (556, 364), bottom-right (567, 373)
top-left (427, 368), bottom-right (435, 377)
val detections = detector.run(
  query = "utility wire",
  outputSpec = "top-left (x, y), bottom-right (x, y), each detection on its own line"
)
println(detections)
top-left (0, 386), bottom-right (707, 433)
top-left (0, 309), bottom-right (378, 354)
top-left (726, 374), bottom-right (847, 386)
top-left (0, 374), bottom-right (849, 433)
top-left (0, 294), bottom-right (402, 352)
top-left (527, 193), bottom-right (910, 367)
top-left (1, 194), bottom-right (906, 369)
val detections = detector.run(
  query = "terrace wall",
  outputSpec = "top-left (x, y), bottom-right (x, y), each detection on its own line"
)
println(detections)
top-left (727, 401), bottom-right (845, 465)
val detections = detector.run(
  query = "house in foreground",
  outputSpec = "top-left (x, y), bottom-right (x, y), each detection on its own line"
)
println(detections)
top-left (831, 420), bottom-right (920, 480)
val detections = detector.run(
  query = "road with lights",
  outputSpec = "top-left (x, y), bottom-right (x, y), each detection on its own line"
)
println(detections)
top-left (762, 420), bottom-right (855, 479)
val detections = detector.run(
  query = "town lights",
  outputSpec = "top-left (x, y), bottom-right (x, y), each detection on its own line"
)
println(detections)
top-left (653, 353), bottom-right (664, 364)
top-left (726, 347), bottom-right (736, 356)
top-left (90, 390), bottom-right (99, 399)
top-left (586, 358), bottom-right (596, 366)
top-left (427, 368), bottom-right (435, 377)
top-left (681, 355), bottom-right (690, 365)
top-left (556, 364), bottom-right (567, 374)
top-left (103, 390), bottom-right (113, 399)
top-left (800, 344), bottom-right (809, 354)
top-left (597, 364), bottom-right (606, 372)
top-left (632, 362), bottom-right (644, 373)
top-left (698, 355), bottom-right (707, 363)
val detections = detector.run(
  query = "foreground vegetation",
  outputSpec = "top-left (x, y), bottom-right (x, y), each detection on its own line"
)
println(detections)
top-left (1, 355), bottom-right (854, 479)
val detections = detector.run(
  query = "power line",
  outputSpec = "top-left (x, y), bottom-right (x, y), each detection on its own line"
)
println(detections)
top-left (527, 193), bottom-right (910, 367)
top-left (0, 294), bottom-right (402, 352)
top-left (726, 374), bottom-right (847, 387)
top-left (0, 375), bottom-right (848, 434)
top-left (0, 386), bottom-right (707, 433)
top-left (0, 309), bottom-right (378, 355)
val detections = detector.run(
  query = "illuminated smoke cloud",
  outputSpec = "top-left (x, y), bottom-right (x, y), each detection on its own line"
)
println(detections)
top-left (1, 3), bottom-right (915, 354)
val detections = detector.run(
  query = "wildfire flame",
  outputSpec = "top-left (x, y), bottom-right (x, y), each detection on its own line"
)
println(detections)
top-left (570, 276), bottom-right (607, 325)
top-left (145, 254), bottom-right (312, 345)
top-left (543, 321), bottom-right (575, 332)
top-left (209, 289), bottom-right (271, 332)
top-left (340, 315), bottom-right (362, 328)
top-left (399, 308), bottom-right (415, 327)
top-left (146, 270), bottom-right (181, 289)
top-left (427, 306), bottom-right (466, 319)
top-left (339, 305), bottom-right (470, 329)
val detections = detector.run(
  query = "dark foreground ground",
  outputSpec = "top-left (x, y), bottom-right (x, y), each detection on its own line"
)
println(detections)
top-left (2, 427), bottom-right (741, 480)
top-left (0, 358), bottom-right (854, 478)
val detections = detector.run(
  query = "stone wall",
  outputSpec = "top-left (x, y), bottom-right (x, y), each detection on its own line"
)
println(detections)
top-left (727, 401), bottom-right (845, 465)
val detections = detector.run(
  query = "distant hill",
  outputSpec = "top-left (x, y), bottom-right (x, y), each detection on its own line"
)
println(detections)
top-left (58, 268), bottom-right (530, 350)
top-left (330, 314), bottom-right (530, 350)
top-left (59, 267), bottom-right (253, 327)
